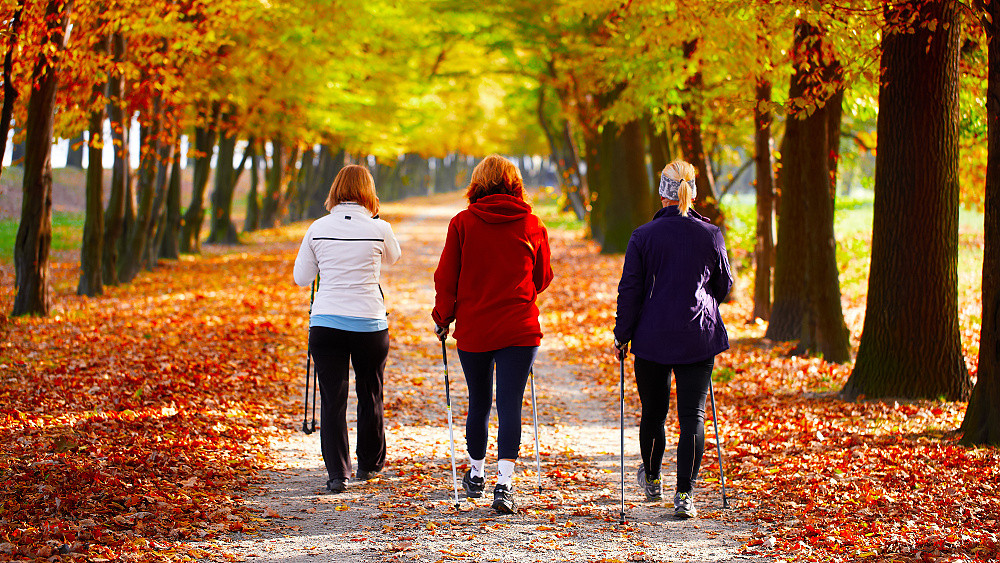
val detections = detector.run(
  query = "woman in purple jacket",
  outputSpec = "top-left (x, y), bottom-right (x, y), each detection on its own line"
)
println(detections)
top-left (612, 159), bottom-right (732, 519)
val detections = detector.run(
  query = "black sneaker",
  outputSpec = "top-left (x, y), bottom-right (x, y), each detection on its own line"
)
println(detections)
top-left (356, 468), bottom-right (381, 481)
top-left (326, 478), bottom-right (347, 493)
top-left (462, 469), bottom-right (485, 498)
top-left (637, 465), bottom-right (662, 501)
top-left (491, 484), bottom-right (516, 514)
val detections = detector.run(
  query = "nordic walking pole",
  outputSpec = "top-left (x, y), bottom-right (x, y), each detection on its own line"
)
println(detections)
top-left (618, 347), bottom-right (626, 524)
top-left (529, 367), bottom-right (542, 494)
top-left (302, 277), bottom-right (318, 435)
top-left (440, 336), bottom-right (460, 508)
top-left (708, 378), bottom-right (730, 509)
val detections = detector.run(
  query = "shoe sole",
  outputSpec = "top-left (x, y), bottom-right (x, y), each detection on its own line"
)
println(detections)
top-left (463, 487), bottom-right (483, 499)
top-left (674, 509), bottom-right (697, 519)
top-left (492, 500), bottom-right (516, 514)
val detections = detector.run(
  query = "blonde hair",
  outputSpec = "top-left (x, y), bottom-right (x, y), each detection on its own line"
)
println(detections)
top-left (661, 160), bottom-right (697, 217)
top-left (325, 165), bottom-right (379, 216)
top-left (465, 154), bottom-right (525, 204)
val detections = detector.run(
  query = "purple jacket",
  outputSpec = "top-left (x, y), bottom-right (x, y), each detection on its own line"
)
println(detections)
top-left (613, 206), bottom-right (732, 365)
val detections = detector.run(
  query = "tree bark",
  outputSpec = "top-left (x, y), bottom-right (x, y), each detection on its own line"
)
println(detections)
top-left (65, 132), bottom-right (84, 168)
top-left (752, 78), bottom-right (774, 322)
top-left (961, 0), bottom-right (1000, 444)
top-left (158, 140), bottom-right (182, 260)
top-left (587, 86), bottom-right (651, 254)
top-left (676, 39), bottom-right (724, 227)
top-left (260, 139), bottom-right (285, 228)
top-left (77, 33), bottom-right (110, 297)
top-left (101, 33), bottom-right (128, 286)
top-left (766, 21), bottom-right (851, 361)
top-left (12, 0), bottom-right (71, 316)
top-left (0, 0), bottom-right (25, 175)
top-left (118, 94), bottom-right (165, 284)
top-left (179, 102), bottom-right (220, 252)
top-left (537, 86), bottom-right (588, 221)
top-left (243, 141), bottom-right (261, 232)
top-left (842, 0), bottom-right (971, 400)
top-left (207, 114), bottom-right (240, 245)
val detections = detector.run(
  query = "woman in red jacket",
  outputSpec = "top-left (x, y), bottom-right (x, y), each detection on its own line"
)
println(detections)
top-left (433, 154), bottom-right (553, 514)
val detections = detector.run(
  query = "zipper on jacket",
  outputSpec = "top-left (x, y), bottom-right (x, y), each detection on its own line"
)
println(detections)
top-left (649, 274), bottom-right (656, 300)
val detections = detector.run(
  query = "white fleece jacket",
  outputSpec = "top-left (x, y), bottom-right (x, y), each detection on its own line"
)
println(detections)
top-left (293, 203), bottom-right (402, 319)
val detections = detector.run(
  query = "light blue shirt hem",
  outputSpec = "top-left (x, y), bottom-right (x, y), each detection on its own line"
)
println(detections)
top-left (311, 314), bottom-right (388, 332)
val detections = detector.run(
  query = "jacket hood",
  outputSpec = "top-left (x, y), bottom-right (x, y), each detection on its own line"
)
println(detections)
top-left (468, 194), bottom-right (532, 224)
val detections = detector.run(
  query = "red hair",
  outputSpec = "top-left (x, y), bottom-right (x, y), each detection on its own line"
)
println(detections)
top-left (465, 154), bottom-right (525, 204)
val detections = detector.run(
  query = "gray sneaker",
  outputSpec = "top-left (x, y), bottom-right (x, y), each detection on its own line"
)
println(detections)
top-left (673, 491), bottom-right (697, 519)
top-left (636, 465), bottom-right (662, 501)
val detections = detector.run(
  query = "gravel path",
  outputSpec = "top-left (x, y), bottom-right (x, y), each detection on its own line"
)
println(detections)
top-left (211, 195), bottom-right (771, 563)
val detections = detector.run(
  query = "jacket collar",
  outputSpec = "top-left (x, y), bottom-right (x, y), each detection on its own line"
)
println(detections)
top-left (653, 205), bottom-right (709, 223)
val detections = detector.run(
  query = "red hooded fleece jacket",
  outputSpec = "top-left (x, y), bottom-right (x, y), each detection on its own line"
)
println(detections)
top-left (433, 193), bottom-right (553, 353)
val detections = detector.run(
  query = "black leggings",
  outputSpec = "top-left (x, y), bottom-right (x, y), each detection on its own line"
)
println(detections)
top-left (457, 346), bottom-right (537, 460)
top-left (309, 326), bottom-right (389, 480)
top-left (633, 356), bottom-right (715, 494)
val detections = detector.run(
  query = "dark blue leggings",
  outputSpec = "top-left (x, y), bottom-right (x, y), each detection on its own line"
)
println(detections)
top-left (633, 356), bottom-right (715, 494)
top-left (457, 346), bottom-right (538, 460)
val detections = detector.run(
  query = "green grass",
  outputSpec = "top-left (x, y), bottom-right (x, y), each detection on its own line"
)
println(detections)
top-left (531, 187), bottom-right (586, 232)
top-left (0, 212), bottom-right (85, 263)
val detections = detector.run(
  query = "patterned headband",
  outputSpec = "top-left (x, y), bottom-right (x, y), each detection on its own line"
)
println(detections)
top-left (658, 174), bottom-right (696, 201)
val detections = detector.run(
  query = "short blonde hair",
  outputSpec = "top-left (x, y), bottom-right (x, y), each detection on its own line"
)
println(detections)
top-left (661, 160), bottom-right (697, 217)
top-left (325, 165), bottom-right (379, 216)
top-left (465, 154), bottom-right (525, 204)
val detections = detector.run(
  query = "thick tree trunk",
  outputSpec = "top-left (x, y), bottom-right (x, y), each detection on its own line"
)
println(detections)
top-left (180, 102), bottom-right (220, 252)
top-left (587, 86), bottom-right (650, 254)
top-left (12, 0), bottom-right (70, 316)
top-left (102, 33), bottom-right (128, 286)
top-left (753, 78), bottom-right (774, 322)
top-left (765, 21), bottom-right (850, 362)
top-left (207, 118), bottom-right (240, 244)
top-left (0, 0), bottom-right (24, 174)
top-left (843, 0), bottom-right (971, 401)
top-left (961, 1), bottom-right (1000, 444)
top-left (158, 141), bottom-right (182, 260)
top-left (144, 138), bottom-right (172, 270)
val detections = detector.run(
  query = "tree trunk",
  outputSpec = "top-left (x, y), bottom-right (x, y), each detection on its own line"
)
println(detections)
top-left (843, 0), bottom-right (971, 401)
top-left (587, 86), bottom-right (651, 254)
top-left (676, 39), bottom-right (724, 227)
top-left (0, 0), bottom-right (25, 175)
top-left (207, 116), bottom-right (240, 244)
top-left (102, 33), bottom-right (128, 286)
top-left (537, 86), bottom-right (588, 221)
top-left (65, 132), bottom-right (84, 168)
top-left (765, 21), bottom-right (851, 362)
top-left (243, 141), bottom-right (261, 232)
top-left (118, 96), bottom-right (165, 284)
top-left (752, 78), bottom-right (774, 322)
top-left (144, 137), bottom-right (173, 270)
top-left (960, 0), bottom-right (1000, 444)
top-left (260, 139), bottom-right (284, 227)
top-left (12, 0), bottom-right (70, 317)
top-left (158, 140), bottom-right (182, 259)
top-left (179, 102), bottom-right (220, 252)
top-left (77, 34), bottom-right (110, 297)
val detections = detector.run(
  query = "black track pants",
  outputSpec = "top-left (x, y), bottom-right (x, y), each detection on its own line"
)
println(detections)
top-left (309, 326), bottom-right (389, 481)
top-left (633, 356), bottom-right (715, 494)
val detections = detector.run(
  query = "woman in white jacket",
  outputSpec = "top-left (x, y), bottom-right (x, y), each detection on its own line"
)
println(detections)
top-left (294, 164), bottom-right (402, 493)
